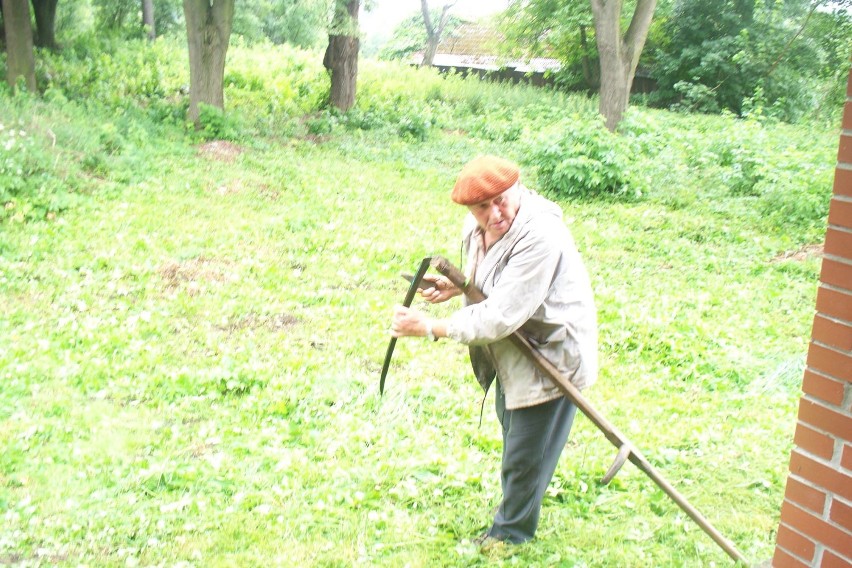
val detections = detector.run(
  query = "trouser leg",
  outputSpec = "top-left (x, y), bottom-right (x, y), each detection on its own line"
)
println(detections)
top-left (488, 380), bottom-right (577, 543)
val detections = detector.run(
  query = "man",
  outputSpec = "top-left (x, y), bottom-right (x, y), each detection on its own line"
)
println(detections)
top-left (390, 155), bottom-right (598, 545)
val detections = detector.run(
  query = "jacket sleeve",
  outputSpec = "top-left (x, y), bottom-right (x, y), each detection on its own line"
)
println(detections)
top-left (447, 227), bottom-right (559, 345)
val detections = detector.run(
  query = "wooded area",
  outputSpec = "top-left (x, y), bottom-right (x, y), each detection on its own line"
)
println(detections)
top-left (2, 0), bottom-right (847, 129)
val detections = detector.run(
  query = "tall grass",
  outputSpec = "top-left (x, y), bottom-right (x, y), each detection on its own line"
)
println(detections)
top-left (0, 34), bottom-right (836, 566)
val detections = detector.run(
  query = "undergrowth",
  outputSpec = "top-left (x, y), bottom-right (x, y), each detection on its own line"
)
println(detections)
top-left (0, 32), bottom-right (835, 567)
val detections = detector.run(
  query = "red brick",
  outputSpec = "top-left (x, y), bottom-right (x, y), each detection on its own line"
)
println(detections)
top-left (781, 500), bottom-right (852, 553)
top-left (825, 229), bottom-right (852, 263)
top-left (821, 257), bottom-right (852, 295)
top-left (847, 65), bottom-right (852, 98)
top-left (799, 398), bottom-right (852, 442)
top-left (821, 549), bottom-right (852, 568)
top-left (835, 168), bottom-right (852, 198)
top-left (829, 198), bottom-right (852, 230)
top-left (785, 475), bottom-right (829, 512)
top-left (795, 422), bottom-right (837, 460)
top-left (803, 369), bottom-right (847, 406)
top-left (790, 450), bottom-right (852, 501)
top-left (831, 498), bottom-right (852, 529)
top-left (844, 102), bottom-right (852, 131)
top-left (773, 546), bottom-right (811, 568)
top-left (807, 342), bottom-right (852, 382)
top-left (777, 523), bottom-right (817, 561)
top-left (841, 135), bottom-right (852, 164)
top-left (844, 444), bottom-right (852, 471)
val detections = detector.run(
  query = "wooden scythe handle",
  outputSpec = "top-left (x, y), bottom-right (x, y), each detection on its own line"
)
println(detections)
top-left (430, 256), bottom-right (747, 565)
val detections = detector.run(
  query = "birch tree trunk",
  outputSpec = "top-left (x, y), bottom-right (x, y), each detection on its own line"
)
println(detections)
top-left (590, 0), bottom-right (656, 130)
top-left (183, 0), bottom-right (234, 124)
top-left (323, 0), bottom-right (359, 111)
top-left (2, 0), bottom-right (37, 92)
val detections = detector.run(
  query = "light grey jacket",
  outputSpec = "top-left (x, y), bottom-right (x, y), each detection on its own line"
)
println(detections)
top-left (446, 187), bottom-right (598, 409)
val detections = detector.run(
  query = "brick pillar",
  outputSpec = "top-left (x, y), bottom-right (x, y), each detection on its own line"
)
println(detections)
top-left (772, 65), bottom-right (852, 567)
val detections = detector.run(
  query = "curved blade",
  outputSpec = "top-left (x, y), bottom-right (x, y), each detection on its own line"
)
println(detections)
top-left (380, 256), bottom-right (432, 396)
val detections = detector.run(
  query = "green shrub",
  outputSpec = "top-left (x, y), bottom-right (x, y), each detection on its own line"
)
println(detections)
top-left (0, 119), bottom-right (75, 222)
top-left (305, 111), bottom-right (339, 135)
top-left (196, 104), bottom-right (239, 141)
top-left (525, 116), bottom-right (640, 198)
top-left (397, 106), bottom-right (435, 141)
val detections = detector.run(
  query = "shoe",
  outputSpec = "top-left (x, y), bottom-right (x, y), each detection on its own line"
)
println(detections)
top-left (473, 532), bottom-right (508, 549)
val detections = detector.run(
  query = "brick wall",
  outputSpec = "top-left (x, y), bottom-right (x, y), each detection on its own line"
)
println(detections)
top-left (772, 65), bottom-right (852, 567)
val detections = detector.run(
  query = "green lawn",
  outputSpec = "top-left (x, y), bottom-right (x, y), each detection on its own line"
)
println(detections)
top-left (0, 77), bottom-right (832, 566)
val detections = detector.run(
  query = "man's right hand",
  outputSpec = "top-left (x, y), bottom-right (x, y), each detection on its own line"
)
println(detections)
top-left (419, 275), bottom-right (461, 304)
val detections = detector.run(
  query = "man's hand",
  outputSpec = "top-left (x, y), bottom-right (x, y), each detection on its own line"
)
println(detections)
top-left (418, 275), bottom-right (461, 304)
top-left (390, 305), bottom-right (428, 338)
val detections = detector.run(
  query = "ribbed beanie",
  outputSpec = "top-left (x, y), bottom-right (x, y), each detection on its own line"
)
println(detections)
top-left (451, 155), bottom-right (520, 205)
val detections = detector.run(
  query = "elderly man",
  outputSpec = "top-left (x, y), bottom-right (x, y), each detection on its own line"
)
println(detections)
top-left (390, 155), bottom-right (598, 545)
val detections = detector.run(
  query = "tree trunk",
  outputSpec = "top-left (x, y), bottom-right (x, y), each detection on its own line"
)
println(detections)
top-left (2, 0), bottom-right (36, 92)
top-left (31, 0), bottom-right (58, 50)
top-left (142, 0), bottom-right (155, 40)
top-left (422, 36), bottom-right (439, 67)
top-left (183, 0), bottom-right (234, 124)
top-left (323, 0), bottom-right (359, 111)
top-left (590, 0), bottom-right (656, 131)
top-left (579, 25), bottom-right (598, 90)
top-left (420, 1), bottom-right (453, 67)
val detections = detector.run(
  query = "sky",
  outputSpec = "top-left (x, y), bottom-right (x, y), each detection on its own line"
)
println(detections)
top-left (360, 0), bottom-right (509, 38)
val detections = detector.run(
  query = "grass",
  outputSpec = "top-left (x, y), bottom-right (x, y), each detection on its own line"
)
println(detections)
top-left (0, 44), bottom-right (835, 566)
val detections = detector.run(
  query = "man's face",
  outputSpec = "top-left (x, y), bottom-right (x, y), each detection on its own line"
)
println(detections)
top-left (467, 186), bottom-right (520, 241)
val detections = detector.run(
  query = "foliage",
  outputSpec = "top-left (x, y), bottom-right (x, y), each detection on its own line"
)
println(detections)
top-left (378, 12), bottom-right (467, 62)
top-left (649, 0), bottom-right (846, 122)
top-left (231, 0), bottom-right (329, 47)
top-left (91, 0), bottom-right (184, 38)
top-left (0, 33), bottom-right (838, 567)
top-left (499, 0), bottom-right (597, 91)
top-left (0, 115), bottom-right (72, 222)
top-left (525, 115), bottom-right (642, 198)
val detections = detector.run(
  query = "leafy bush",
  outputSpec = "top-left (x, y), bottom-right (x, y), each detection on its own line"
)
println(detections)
top-left (649, 0), bottom-right (835, 122)
top-left (0, 119), bottom-right (75, 222)
top-left (525, 116), bottom-right (640, 198)
top-left (197, 103), bottom-right (239, 141)
top-left (305, 111), bottom-right (339, 135)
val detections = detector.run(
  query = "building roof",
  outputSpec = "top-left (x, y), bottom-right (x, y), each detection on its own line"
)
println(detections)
top-left (412, 23), bottom-right (561, 73)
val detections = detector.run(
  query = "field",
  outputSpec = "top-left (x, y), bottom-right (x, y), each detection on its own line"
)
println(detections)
top-left (0, 38), bottom-right (839, 566)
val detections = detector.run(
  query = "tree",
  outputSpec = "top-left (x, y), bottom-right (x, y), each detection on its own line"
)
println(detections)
top-left (31, 0), bottom-right (58, 49)
top-left (420, 0), bottom-right (455, 66)
top-left (323, 0), bottom-right (359, 111)
top-left (502, 0), bottom-right (657, 130)
top-left (94, 0), bottom-right (135, 30)
top-left (379, 12), bottom-right (464, 62)
top-left (502, 0), bottom-right (598, 90)
top-left (183, 0), bottom-right (234, 124)
top-left (2, 0), bottom-right (37, 92)
top-left (590, 0), bottom-right (657, 130)
top-left (142, 0), bottom-right (155, 39)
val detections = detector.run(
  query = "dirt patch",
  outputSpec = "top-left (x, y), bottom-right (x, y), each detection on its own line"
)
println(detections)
top-left (212, 178), bottom-right (246, 196)
top-left (220, 312), bottom-right (300, 333)
top-left (198, 140), bottom-right (243, 163)
top-left (158, 257), bottom-right (235, 295)
top-left (770, 244), bottom-right (823, 263)
top-left (298, 133), bottom-right (330, 145)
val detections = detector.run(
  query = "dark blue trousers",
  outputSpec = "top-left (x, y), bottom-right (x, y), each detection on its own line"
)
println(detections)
top-left (487, 380), bottom-right (577, 543)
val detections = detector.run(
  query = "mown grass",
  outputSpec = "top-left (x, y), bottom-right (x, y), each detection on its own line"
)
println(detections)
top-left (0, 37), bottom-right (836, 567)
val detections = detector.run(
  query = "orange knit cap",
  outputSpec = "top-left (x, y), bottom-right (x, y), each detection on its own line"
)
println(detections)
top-left (451, 155), bottom-right (520, 205)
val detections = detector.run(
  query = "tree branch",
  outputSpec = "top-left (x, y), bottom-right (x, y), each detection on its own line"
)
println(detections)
top-left (766, 0), bottom-right (823, 78)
